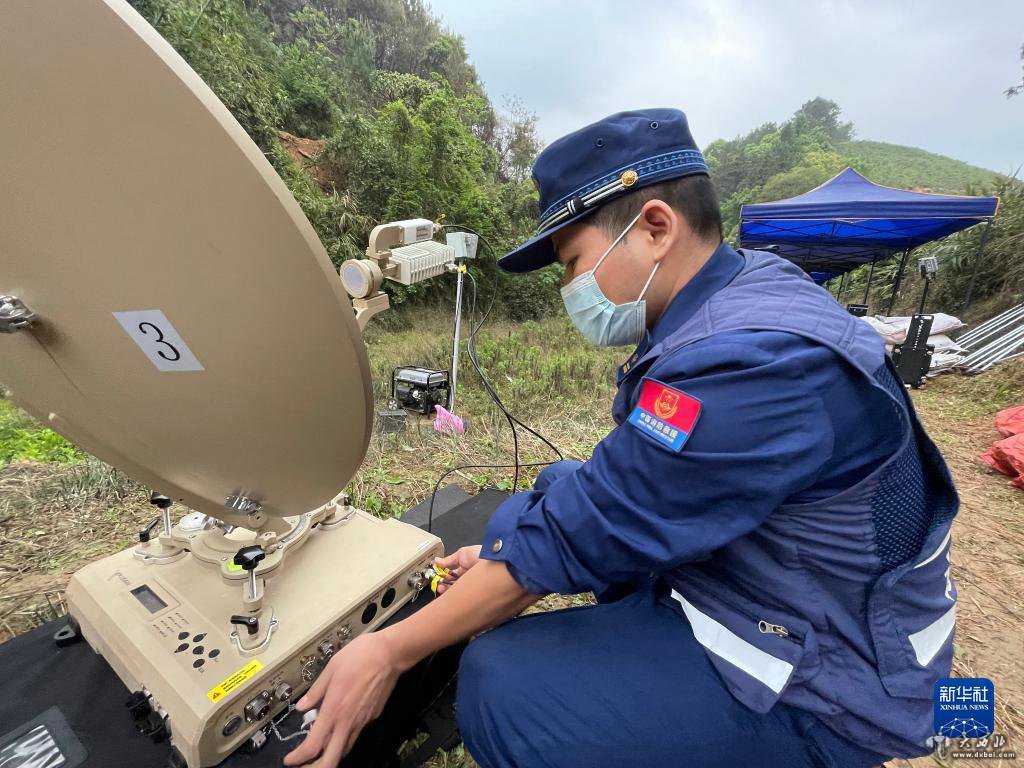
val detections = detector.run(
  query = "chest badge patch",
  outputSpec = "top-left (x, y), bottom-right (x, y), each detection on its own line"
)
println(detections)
top-left (628, 380), bottom-right (702, 452)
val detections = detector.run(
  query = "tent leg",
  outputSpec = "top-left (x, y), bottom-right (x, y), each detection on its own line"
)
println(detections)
top-left (886, 249), bottom-right (912, 316)
top-left (863, 256), bottom-right (877, 305)
top-left (960, 220), bottom-right (993, 316)
top-left (837, 272), bottom-right (848, 304)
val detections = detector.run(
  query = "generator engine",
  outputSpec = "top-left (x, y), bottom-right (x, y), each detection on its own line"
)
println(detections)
top-left (392, 367), bottom-right (450, 415)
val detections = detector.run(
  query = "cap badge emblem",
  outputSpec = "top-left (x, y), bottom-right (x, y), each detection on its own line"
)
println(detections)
top-left (620, 169), bottom-right (638, 187)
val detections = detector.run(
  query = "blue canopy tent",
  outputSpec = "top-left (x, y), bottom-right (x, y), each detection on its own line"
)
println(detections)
top-left (739, 168), bottom-right (998, 313)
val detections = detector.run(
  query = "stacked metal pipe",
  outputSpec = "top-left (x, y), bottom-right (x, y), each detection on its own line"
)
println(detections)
top-left (956, 302), bottom-right (1024, 374)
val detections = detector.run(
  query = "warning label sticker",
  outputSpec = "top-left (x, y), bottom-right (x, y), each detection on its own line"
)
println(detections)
top-left (207, 659), bottom-right (262, 702)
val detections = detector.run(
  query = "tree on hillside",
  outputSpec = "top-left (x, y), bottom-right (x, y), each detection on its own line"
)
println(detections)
top-left (791, 97), bottom-right (854, 145)
top-left (1007, 43), bottom-right (1024, 97)
top-left (495, 97), bottom-right (541, 183)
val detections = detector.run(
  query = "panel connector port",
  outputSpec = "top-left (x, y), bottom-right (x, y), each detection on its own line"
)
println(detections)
top-left (243, 691), bottom-right (271, 722)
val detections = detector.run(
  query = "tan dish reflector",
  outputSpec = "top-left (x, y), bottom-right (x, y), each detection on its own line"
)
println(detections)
top-left (0, 0), bottom-right (372, 519)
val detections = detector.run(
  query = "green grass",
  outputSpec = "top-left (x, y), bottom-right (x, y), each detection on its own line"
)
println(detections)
top-left (347, 312), bottom-right (625, 520)
top-left (915, 358), bottom-right (1024, 421)
top-left (0, 313), bottom-right (625, 526)
top-left (0, 399), bottom-right (80, 464)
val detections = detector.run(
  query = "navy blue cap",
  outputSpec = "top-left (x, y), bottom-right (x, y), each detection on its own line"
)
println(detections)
top-left (499, 108), bottom-right (709, 273)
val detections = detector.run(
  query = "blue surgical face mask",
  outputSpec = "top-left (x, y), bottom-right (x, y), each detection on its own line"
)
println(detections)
top-left (559, 212), bottom-right (660, 347)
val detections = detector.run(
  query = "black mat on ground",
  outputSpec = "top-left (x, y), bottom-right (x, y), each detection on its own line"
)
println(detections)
top-left (0, 487), bottom-right (505, 768)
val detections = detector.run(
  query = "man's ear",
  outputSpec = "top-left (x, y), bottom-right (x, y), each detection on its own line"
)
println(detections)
top-left (637, 199), bottom-right (680, 263)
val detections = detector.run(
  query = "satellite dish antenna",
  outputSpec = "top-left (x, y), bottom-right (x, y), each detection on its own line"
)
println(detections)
top-left (0, 0), bottom-right (373, 525)
top-left (0, 6), bottom-right (445, 765)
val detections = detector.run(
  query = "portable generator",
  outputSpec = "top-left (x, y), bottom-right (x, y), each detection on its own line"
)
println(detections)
top-left (392, 367), bottom-right (450, 414)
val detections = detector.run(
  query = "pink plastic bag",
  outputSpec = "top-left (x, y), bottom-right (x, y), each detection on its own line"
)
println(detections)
top-left (433, 404), bottom-right (465, 435)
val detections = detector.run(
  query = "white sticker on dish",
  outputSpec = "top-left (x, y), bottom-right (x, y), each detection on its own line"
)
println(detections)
top-left (113, 310), bottom-right (204, 372)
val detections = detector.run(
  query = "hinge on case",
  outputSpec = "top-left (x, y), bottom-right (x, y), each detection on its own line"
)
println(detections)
top-left (0, 295), bottom-right (36, 333)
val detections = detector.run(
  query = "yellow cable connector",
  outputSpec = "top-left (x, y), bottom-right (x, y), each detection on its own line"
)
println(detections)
top-left (429, 565), bottom-right (451, 594)
top-left (457, 264), bottom-right (467, 273)
top-left (435, 213), bottom-right (447, 226)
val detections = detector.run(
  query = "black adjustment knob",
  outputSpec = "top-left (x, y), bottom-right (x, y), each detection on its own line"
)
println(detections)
top-left (230, 614), bottom-right (259, 637)
top-left (149, 492), bottom-right (172, 509)
top-left (125, 690), bottom-right (151, 721)
top-left (136, 710), bottom-right (169, 743)
top-left (139, 516), bottom-right (161, 543)
top-left (233, 545), bottom-right (266, 572)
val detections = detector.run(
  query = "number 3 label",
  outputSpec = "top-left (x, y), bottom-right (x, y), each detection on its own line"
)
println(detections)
top-left (113, 310), bottom-right (204, 372)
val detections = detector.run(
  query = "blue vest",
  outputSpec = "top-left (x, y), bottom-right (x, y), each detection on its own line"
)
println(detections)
top-left (612, 250), bottom-right (958, 757)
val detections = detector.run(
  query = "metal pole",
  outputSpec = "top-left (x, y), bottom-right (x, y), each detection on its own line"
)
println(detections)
top-left (960, 220), bottom-right (993, 315)
top-left (863, 256), bottom-right (877, 305)
top-left (449, 262), bottom-right (465, 411)
top-left (886, 249), bottom-right (912, 316)
top-left (918, 277), bottom-right (931, 316)
top-left (837, 272), bottom-right (848, 303)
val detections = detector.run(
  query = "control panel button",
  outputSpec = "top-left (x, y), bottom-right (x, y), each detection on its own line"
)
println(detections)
top-left (222, 715), bottom-right (242, 737)
top-left (192, 646), bottom-right (205, 655)
top-left (193, 633), bottom-right (206, 642)
top-left (177, 631), bottom-right (189, 640)
top-left (193, 658), bottom-right (205, 669)
top-left (209, 648), bottom-right (220, 658)
top-left (175, 643), bottom-right (188, 653)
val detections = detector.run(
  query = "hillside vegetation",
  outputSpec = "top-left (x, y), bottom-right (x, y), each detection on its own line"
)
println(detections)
top-left (706, 98), bottom-right (1003, 235)
top-left (843, 139), bottom-right (1002, 193)
top-left (125, 3), bottom-right (1019, 320)
top-left (128, 0), bottom-right (560, 319)
top-left (708, 97), bottom-right (1020, 319)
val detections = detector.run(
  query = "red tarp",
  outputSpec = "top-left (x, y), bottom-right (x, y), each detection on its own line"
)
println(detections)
top-left (994, 405), bottom-right (1024, 438)
top-left (979, 405), bottom-right (1024, 489)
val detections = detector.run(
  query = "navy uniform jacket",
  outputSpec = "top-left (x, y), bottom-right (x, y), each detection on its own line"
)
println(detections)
top-left (480, 244), bottom-right (899, 596)
top-left (478, 243), bottom-right (959, 757)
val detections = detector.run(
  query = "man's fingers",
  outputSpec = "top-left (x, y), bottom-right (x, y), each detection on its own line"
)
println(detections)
top-left (433, 552), bottom-right (460, 570)
top-left (313, 727), bottom-right (349, 768)
top-left (437, 567), bottom-right (466, 593)
top-left (297, 661), bottom-right (333, 710)
top-left (283, 717), bottom-right (329, 766)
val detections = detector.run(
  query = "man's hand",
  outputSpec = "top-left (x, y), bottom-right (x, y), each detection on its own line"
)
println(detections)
top-left (283, 558), bottom-right (538, 767)
top-left (433, 545), bottom-right (481, 593)
top-left (283, 633), bottom-right (401, 767)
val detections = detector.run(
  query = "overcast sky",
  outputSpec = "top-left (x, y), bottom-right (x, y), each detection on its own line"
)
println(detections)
top-left (428, 0), bottom-right (1024, 173)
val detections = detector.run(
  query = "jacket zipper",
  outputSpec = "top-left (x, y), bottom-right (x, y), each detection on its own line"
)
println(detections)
top-left (758, 620), bottom-right (790, 638)
top-left (671, 581), bottom-right (805, 641)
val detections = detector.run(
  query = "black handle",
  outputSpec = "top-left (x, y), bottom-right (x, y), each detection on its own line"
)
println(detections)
top-left (149, 492), bottom-right (172, 509)
top-left (230, 614), bottom-right (259, 637)
top-left (233, 545), bottom-right (266, 571)
top-left (139, 516), bottom-right (161, 543)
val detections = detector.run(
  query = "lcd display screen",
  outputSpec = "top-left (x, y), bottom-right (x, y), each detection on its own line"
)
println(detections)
top-left (130, 584), bottom-right (167, 614)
